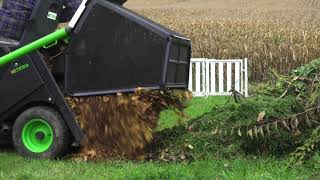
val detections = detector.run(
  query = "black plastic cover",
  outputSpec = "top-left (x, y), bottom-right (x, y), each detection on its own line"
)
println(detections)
top-left (63, 0), bottom-right (191, 96)
top-left (0, 52), bottom-right (83, 142)
top-left (20, 0), bottom-right (64, 45)
top-left (0, 57), bottom-right (43, 114)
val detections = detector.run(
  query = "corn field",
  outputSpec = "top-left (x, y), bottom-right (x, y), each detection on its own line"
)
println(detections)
top-left (131, 0), bottom-right (320, 81)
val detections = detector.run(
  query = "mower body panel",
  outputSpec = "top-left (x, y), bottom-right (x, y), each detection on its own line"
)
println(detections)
top-left (61, 0), bottom-right (191, 96)
top-left (0, 51), bottom-right (83, 142)
top-left (0, 57), bottom-right (43, 113)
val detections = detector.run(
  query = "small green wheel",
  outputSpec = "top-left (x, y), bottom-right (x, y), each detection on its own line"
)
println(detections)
top-left (22, 119), bottom-right (53, 153)
top-left (13, 106), bottom-right (70, 158)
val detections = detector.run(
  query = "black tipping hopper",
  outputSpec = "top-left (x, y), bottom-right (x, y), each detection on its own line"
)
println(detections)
top-left (0, 0), bottom-right (191, 159)
top-left (58, 0), bottom-right (191, 96)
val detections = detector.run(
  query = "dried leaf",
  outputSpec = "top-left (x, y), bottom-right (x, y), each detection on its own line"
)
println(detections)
top-left (290, 117), bottom-right (294, 129)
top-left (238, 128), bottom-right (242, 137)
top-left (230, 128), bottom-right (235, 136)
top-left (305, 114), bottom-right (312, 127)
top-left (290, 116), bottom-right (298, 130)
top-left (294, 117), bottom-right (299, 128)
top-left (274, 121), bottom-right (278, 132)
top-left (247, 129), bottom-right (253, 139)
top-left (254, 125), bottom-right (258, 137)
top-left (137, 155), bottom-right (146, 161)
top-left (282, 120), bottom-right (290, 131)
top-left (224, 130), bottom-right (229, 136)
top-left (188, 123), bottom-right (196, 132)
top-left (259, 127), bottom-right (264, 137)
top-left (180, 155), bottom-right (186, 160)
top-left (266, 124), bottom-right (271, 135)
top-left (293, 128), bottom-right (302, 136)
top-left (188, 144), bottom-right (194, 150)
top-left (257, 111), bottom-right (266, 123)
top-left (212, 128), bottom-right (219, 135)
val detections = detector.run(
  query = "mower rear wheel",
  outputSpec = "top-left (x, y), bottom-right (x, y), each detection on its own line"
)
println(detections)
top-left (12, 106), bottom-right (70, 158)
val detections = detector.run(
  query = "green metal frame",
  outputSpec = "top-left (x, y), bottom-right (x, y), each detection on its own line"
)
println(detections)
top-left (0, 28), bottom-right (69, 67)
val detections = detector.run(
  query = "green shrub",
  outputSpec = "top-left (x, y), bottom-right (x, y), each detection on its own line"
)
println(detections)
top-left (152, 59), bottom-right (320, 162)
top-left (154, 95), bottom-right (306, 160)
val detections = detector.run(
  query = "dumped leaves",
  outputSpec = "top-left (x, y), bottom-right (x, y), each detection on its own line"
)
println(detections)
top-left (66, 89), bottom-right (190, 160)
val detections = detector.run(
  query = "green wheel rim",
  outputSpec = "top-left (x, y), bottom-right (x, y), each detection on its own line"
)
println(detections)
top-left (22, 119), bottom-right (53, 153)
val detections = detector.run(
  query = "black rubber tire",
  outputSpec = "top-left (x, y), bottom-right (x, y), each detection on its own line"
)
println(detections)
top-left (12, 106), bottom-right (71, 158)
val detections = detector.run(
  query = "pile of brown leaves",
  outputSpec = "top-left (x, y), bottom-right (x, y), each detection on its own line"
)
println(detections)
top-left (66, 89), bottom-right (191, 160)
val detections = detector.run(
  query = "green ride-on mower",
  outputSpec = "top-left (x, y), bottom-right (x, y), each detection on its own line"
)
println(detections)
top-left (0, 0), bottom-right (191, 158)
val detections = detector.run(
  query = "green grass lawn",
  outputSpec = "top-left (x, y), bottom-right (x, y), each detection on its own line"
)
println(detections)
top-left (0, 153), bottom-right (316, 179)
top-left (157, 96), bottom-right (229, 131)
top-left (0, 96), bottom-right (318, 179)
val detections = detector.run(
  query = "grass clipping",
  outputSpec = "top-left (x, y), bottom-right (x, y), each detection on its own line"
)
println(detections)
top-left (66, 89), bottom-right (189, 160)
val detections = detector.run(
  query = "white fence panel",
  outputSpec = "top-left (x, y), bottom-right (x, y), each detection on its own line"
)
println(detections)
top-left (218, 63), bottom-right (224, 94)
top-left (188, 58), bottom-right (249, 97)
top-left (210, 63), bottom-right (216, 94)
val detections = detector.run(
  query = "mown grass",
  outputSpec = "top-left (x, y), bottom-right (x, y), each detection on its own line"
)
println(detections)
top-left (0, 153), bottom-right (317, 179)
top-left (157, 96), bottom-right (229, 131)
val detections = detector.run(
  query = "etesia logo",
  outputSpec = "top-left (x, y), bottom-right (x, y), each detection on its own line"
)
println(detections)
top-left (10, 63), bottom-right (30, 75)
top-left (47, 12), bottom-right (57, 20)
